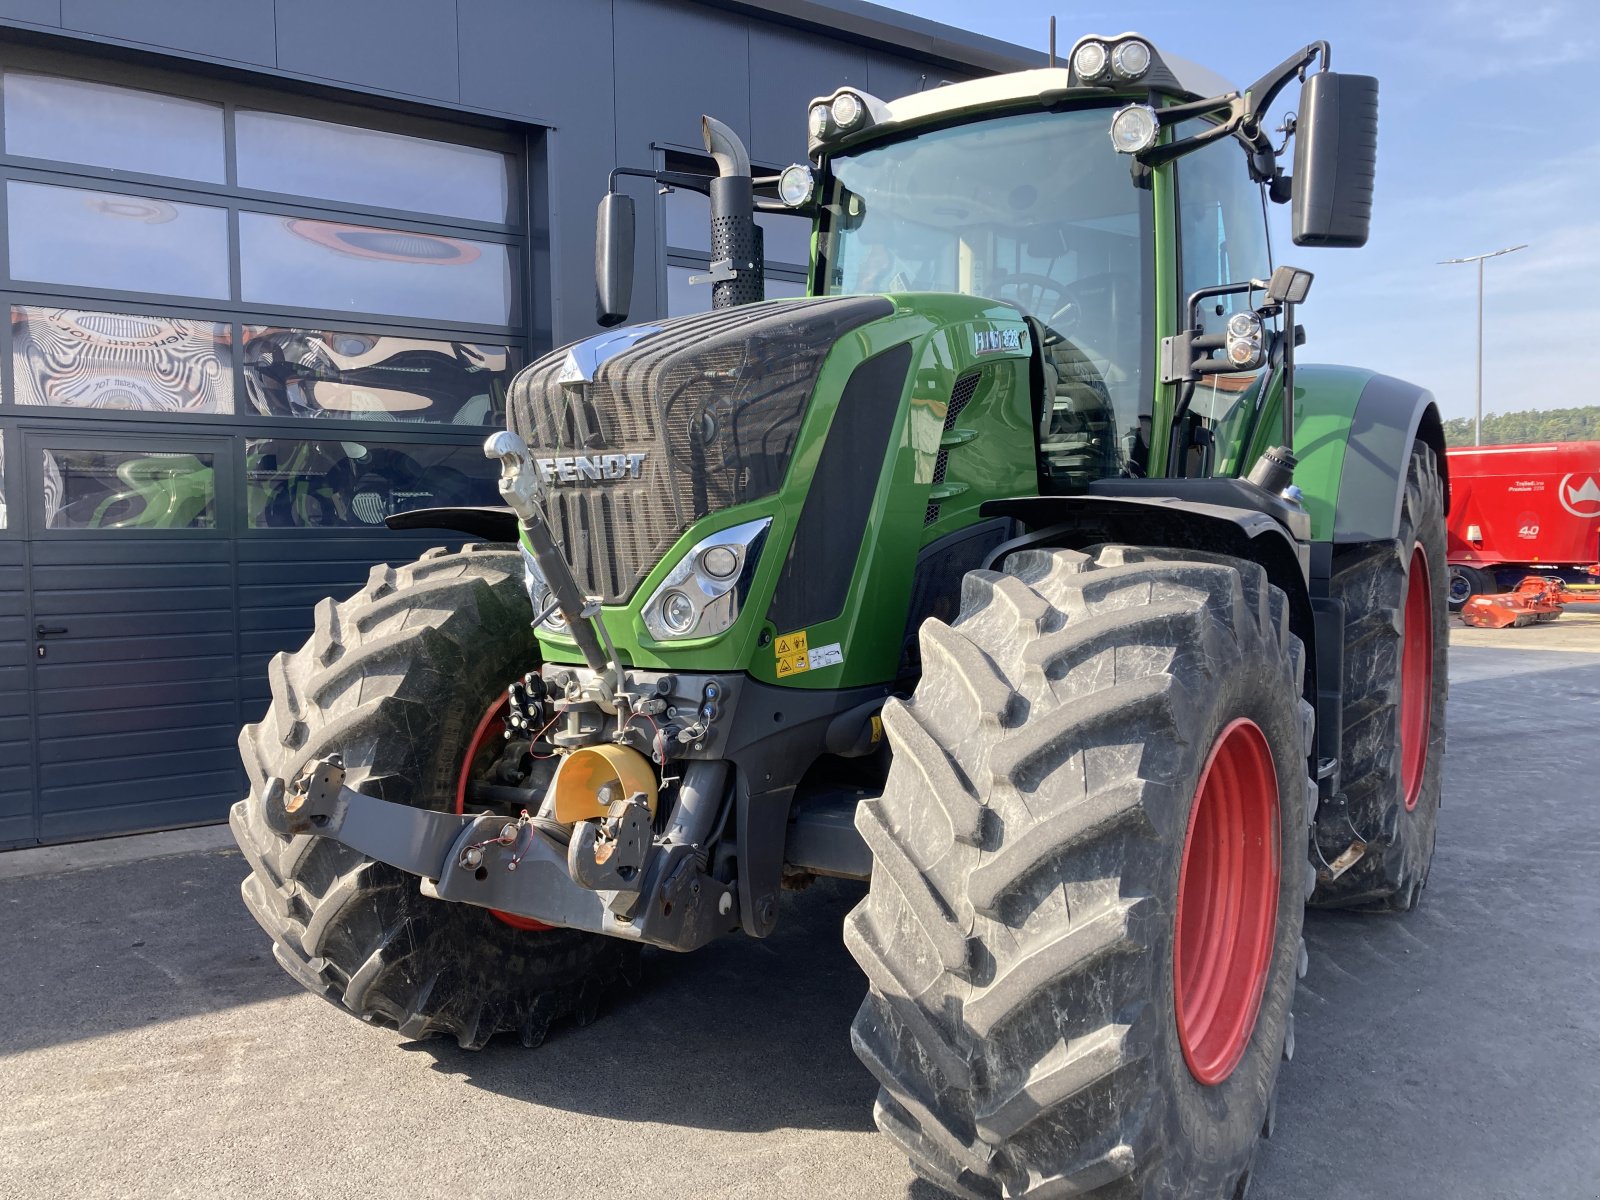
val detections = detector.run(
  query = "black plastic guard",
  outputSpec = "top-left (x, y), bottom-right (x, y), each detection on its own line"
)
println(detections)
top-left (384, 505), bottom-right (519, 543)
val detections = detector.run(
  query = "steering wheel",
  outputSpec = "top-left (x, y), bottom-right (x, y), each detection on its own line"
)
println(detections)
top-left (991, 273), bottom-right (1072, 323)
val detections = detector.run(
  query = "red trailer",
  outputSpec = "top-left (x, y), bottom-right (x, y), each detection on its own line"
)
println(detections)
top-left (1445, 442), bottom-right (1600, 608)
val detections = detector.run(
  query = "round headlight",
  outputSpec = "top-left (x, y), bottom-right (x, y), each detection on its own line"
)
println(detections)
top-left (1227, 312), bottom-right (1258, 337)
top-left (1072, 40), bottom-right (1109, 81)
top-left (1109, 104), bottom-right (1160, 155)
top-left (700, 545), bottom-right (740, 579)
top-left (830, 91), bottom-right (865, 130)
top-left (660, 590), bottom-right (697, 635)
top-left (777, 163), bottom-right (815, 208)
top-left (1111, 40), bottom-right (1152, 79)
top-left (808, 103), bottom-right (831, 139)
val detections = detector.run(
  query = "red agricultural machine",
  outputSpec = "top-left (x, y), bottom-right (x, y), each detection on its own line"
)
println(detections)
top-left (1446, 442), bottom-right (1600, 609)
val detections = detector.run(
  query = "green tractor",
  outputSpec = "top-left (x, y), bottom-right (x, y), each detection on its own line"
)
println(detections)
top-left (232, 33), bottom-right (1446, 1199)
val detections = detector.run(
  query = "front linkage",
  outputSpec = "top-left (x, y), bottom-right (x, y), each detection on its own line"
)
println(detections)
top-left (259, 430), bottom-right (749, 953)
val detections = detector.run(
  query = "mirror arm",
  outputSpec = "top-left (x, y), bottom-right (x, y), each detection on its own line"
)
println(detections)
top-left (606, 165), bottom-right (714, 196)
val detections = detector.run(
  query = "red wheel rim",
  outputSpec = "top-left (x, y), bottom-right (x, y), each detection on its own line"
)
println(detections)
top-left (1174, 718), bottom-right (1280, 1087)
top-left (455, 696), bottom-right (552, 932)
top-left (1399, 546), bottom-right (1433, 811)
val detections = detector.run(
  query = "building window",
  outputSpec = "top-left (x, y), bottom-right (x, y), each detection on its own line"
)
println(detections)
top-left (241, 328), bottom-right (512, 425)
top-left (234, 109), bottom-right (511, 224)
top-left (13, 306), bottom-right (234, 414)
top-left (41, 445), bottom-right (217, 530)
top-left (7, 181), bottom-right (231, 299)
top-left (661, 152), bottom-right (810, 316)
top-left (244, 437), bottom-right (498, 528)
top-left (3, 71), bottom-right (226, 183)
top-left (0, 54), bottom-right (527, 453)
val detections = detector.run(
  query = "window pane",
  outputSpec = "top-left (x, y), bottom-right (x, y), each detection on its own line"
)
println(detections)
top-left (667, 265), bottom-right (711, 316)
top-left (664, 186), bottom-right (710, 254)
top-left (664, 183), bottom-right (811, 266)
top-left (239, 212), bottom-right (512, 326)
top-left (756, 211), bottom-right (811, 267)
top-left (42, 447), bottom-right (216, 530)
top-left (236, 110), bottom-right (511, 223)
top-left (8, 182), bottom-right (229, 298)
top-left (4, 71), bottom-right (225, 182)
top-left (245, 438), bottom-right (497, 528)
top-left (14, 306), bottom-right (234, 414)
top-left (242, 327), bottom-right (512, 425)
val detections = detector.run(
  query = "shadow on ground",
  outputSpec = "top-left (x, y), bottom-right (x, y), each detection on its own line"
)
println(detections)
top-left (410, 876), bottom-right (881, 1135)
top-left (0, 847), bottom-right (300, 1057)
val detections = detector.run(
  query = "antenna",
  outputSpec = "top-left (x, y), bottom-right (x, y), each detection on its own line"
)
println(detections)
top-left (1048, 16), bottom-right (1057, 67)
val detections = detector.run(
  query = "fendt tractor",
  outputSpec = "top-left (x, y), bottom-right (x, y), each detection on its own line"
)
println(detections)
top-left (233, 32), bottom-right (1448, 1200)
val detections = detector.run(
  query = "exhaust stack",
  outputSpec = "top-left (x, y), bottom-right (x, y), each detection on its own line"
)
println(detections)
top-left (701, 115), bottom-right (763, 309)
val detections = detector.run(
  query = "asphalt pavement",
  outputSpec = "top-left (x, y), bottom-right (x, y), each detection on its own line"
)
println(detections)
top-left (2, 620), bottom-right (1598, 1200)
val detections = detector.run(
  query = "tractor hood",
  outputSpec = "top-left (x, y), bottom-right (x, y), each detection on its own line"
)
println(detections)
top-left (507, 296), bottom-right (892, 604)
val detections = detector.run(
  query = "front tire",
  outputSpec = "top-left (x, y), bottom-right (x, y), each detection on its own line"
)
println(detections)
top-left (230, 544), bottom-right (639, 1049)
top-left (846, 546), bottom-right (1313, 1199)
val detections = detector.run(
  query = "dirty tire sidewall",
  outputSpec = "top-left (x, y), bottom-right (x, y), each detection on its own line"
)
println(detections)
top-left (1313, 441), bottom-right (1448, 910)
top-left (230, 544), bottom-right (638, 1049)
top-left (845, 546), bottom-right (1312, 1199)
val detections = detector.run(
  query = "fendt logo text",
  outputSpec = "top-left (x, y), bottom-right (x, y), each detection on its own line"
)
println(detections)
top-left (535, 452), bottom-right (648, 484)
top-left (1559, 474), bottom-right (1600, 519)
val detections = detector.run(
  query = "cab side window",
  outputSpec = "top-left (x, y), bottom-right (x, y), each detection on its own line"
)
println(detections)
top-left (1177, 126), bottom-right (1273, 476)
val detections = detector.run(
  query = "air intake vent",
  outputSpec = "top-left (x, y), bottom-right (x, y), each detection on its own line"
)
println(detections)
top-left (924, 369), bottom-right (983, 526)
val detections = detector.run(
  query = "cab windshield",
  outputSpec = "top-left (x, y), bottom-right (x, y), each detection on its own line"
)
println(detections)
top-left (817, 106), bottom-right (1151, 480)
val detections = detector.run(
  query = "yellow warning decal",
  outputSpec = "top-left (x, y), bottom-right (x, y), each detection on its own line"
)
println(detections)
top-left (774, 630), bottom-right (810, 678)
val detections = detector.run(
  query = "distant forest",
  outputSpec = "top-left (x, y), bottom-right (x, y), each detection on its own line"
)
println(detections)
top-left (1442, 406), bottom-right (1600, 448)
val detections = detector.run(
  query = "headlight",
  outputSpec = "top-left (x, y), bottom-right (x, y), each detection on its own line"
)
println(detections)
top-left (830, 91), bottom-right (865, 130)
top-left (1109, 104), bottom-right (1160, 155)
top-left (519, 542), bottom-right (568, 631)
top-left (1072, 40), bottom-right (1109, 81)
top-left (1111, 39), bottom-right (1152, 79)
top-left (1225, 311), bottom-right (1265, 368)
top-left (642, 517), bottom-right (770, 642)
top-left (778, 163), bottom-right (816, 208)
top-left (808, 103), bottom-right (831, 140)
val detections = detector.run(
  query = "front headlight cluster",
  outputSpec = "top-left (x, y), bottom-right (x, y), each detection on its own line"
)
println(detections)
top-left (807, 87), bottom-right (889, 154)
top-left (1070, 36), bottom-right (1154, 84)
top-left (642, 517), bottom-right (770, 642)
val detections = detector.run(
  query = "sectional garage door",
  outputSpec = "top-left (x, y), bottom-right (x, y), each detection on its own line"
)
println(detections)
top-left (0, 47), bottom-right (532, 847)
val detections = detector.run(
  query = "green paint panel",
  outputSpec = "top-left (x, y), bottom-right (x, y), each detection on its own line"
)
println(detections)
top-left (533, 294), bottom-right (1041, 689)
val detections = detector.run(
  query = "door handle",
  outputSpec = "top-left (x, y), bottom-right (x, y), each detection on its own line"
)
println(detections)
top-left (35, 625), bottom-right (67, 637)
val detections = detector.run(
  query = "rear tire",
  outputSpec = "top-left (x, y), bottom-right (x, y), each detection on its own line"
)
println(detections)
top-left (1312, 441), bottom-right (1448, 911)
top-left (846, 546), bottom-right (1313, 1199)
top-left (230, 544), bottom-right (639, 1049)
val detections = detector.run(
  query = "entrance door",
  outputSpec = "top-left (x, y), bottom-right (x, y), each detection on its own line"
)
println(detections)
top-left (20, 427), bottom-right (242, 843)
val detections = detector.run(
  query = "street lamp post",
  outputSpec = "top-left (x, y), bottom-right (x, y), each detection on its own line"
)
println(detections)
top-left (1439, 244), bottom-right (1528, 445)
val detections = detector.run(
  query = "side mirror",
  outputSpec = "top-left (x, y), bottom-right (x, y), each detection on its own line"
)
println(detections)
top-left (595, 192), bottom-right (635, 328)
top-left (1291, 72), bottom-right (1379, 248)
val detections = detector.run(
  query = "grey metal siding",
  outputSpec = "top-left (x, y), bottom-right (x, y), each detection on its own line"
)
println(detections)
top-left (0, 538), bottom-right (28, 846)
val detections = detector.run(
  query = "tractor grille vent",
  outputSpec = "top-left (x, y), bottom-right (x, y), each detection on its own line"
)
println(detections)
top-left (507, 296), bottom-right (891, 603)
top-left (924, 369), bottom-right (983, 526)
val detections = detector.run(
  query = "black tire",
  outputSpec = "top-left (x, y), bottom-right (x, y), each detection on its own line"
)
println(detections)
top-left (1312, 441), bottom-right (1448, 911)
top-left (230, 543), bottom-right (639, 1049)
top-left (1446, 564), bottom-right (1493, 613)
top-left (846, 545), bottom-right (1313, 1199)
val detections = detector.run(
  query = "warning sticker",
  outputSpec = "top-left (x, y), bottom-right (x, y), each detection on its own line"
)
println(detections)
top-left (775, 630), bottom-right (810, 678)
top-left (807, 642), bottom-right (843, 670)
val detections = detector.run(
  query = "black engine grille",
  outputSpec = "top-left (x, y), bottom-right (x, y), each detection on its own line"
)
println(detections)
top-left (508, 296), bottom-right (892, 603)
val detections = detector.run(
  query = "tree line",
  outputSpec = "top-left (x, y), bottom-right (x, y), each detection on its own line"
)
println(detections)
top-left (1441, 406), bottom-right (1600, 447)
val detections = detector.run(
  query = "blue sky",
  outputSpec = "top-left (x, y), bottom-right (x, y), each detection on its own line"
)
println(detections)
top-left (889, 0), bottom-right (1599, 420)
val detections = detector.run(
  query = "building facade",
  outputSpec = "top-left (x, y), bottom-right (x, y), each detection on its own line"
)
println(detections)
top-left (0, 0), bottom-right (1034, 846)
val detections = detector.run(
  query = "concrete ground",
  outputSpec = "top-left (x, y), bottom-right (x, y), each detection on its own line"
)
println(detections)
top-left (3, 617), bottom-right (1599, 1199)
